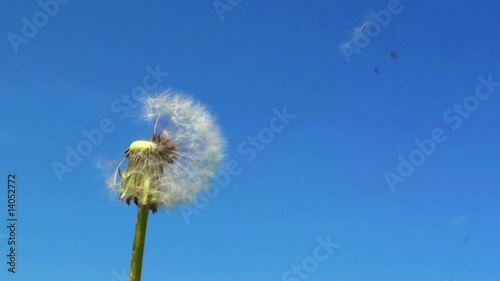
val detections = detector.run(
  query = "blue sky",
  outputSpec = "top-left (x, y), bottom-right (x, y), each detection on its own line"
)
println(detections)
top-left (1, 1), bottom-right (499, 280)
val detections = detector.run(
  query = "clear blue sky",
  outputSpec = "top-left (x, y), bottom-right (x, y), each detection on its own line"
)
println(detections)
top-left (1, 1), bottom-right (499, 280)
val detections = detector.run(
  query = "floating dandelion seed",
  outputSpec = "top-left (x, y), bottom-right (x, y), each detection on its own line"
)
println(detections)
top-left (338, 16), bottom-right (375, 58)
top-left (107, 92), bottom-right (225, 213)
top-left (349, 14), bottom-right (376, 41)
top-left (389, 50), bottom-right (398, 60)
top-left (105, 91), bottom-right (225, 281)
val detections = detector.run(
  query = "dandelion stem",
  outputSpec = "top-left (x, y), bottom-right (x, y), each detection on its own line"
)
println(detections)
top-left (129, 207), bottom-right (149, 281)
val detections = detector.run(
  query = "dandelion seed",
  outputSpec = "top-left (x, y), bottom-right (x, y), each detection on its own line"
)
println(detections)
top-left (389, 50), bottom-right (398, 60)
top-left (348, 14), bottom-right (375, 41)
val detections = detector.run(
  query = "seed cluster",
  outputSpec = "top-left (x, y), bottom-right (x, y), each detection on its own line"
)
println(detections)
top-left (119, 134), bottom-right (177, 214)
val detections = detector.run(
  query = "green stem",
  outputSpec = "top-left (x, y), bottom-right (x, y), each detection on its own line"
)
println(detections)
top-left (129, 207), bottom-right (150, 281)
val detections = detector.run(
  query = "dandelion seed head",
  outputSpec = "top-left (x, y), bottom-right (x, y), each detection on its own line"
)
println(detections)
top-left (107, 90), bottom-right (225, 212)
